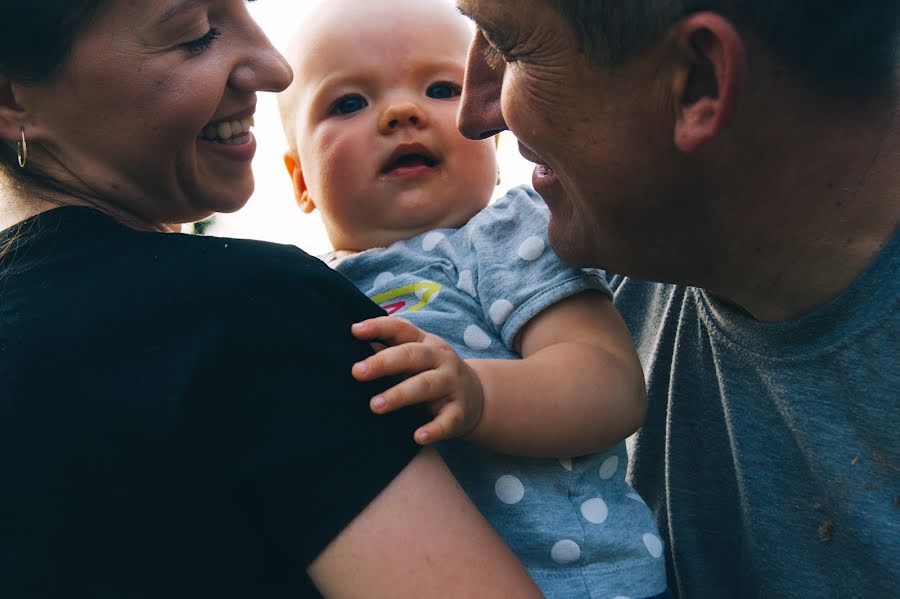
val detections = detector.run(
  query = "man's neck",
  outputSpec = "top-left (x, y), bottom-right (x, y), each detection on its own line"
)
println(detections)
top-left (710, 99), bottom-right (899, 322)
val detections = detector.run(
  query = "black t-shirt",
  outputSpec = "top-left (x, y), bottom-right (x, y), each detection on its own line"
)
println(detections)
top-left (0, 207), bottom-right (425, 597)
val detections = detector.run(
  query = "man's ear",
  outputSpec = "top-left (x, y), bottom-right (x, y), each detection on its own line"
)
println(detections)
top-left (670, 12), bottom-right (747, 153)
top-left (283, 151), bottom-right (316, 213)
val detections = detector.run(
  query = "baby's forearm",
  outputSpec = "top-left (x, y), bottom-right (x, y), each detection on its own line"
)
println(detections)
top-left (464, 340), bottom-right (645, 458)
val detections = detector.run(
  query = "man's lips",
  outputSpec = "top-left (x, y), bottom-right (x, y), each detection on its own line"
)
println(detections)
top-left (517, 141), bottom-right (550, 168)
top-left (380, 142), bottom-right (441, 175)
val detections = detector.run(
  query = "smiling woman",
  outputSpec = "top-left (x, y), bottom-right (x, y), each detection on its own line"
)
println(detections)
top-left (0, 1), bottom-right (542, 597)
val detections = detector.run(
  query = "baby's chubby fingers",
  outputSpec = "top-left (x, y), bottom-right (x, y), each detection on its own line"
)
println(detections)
top-left (351, 316), bottom-right (425, 346)
top-left (413, 404), bottom-right (469, 445)
top-left (369, 370), bottom-right (454, 415)
top-left (351, 342), bottom-right (439, 382)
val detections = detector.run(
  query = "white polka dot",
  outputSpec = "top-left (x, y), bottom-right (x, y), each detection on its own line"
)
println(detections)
top-left (457, 270), bottom-right (476, 297)
top-left (612, 596), bottom-right (632, 599)
top-left (627, 493), bottom-right (646, 504)
top-left (558, 458), bottom-right (573, 471)
top-left (495, 475), bottom-right (525, 505)
top-left (489, 300), bottom-right (514, 326)
top-left (422, 232), bottom-right (445, 251)
top-left (581, 498), bottom-right (609, 524)
top-left (464, 325), bottom-right (492, 351)
top-left (550, 540), bottom-right (581, 564)
top-left (373, 272), bottom-right (395, 288)
top-left (598, 456), bottom-right (620, 480)
top-left (517, 236), bottom-right (546, 261)
top-left (643, 533), bottom-right (663, 558)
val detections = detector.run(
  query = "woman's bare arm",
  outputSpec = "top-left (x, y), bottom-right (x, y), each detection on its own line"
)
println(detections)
top-left (308, 448), bottom-right (543, 598)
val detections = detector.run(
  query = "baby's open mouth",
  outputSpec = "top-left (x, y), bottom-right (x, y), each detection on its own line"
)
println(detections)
top-left (381, 144), bottom-right (440, 174)
top-left (200, 116), bottom-right (254, 144)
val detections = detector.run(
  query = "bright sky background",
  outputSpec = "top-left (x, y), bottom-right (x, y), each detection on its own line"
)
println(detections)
top-left (210, 0), bottom-right (534, 255)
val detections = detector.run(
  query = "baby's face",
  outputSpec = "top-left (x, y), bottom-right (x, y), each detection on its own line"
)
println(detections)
top-left (290, 0), bottom-right (498, 251)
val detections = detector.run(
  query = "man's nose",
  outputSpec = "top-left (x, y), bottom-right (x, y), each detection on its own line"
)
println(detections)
top-left (458, 29), bottom-right (507, 140)
top-left (379, 101), bottom-right (429, 134)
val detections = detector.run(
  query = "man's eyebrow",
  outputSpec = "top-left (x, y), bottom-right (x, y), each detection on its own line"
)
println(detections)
top-left (157, 0), bottom-right (207, 26)
top-left (455, 1), bottom-right (478, 22)
top-left (456, 3), bottom-right (503, 39)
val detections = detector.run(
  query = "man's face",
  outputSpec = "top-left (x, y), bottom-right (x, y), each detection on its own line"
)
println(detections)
top-left (457, 0), bottom-right (696, 276)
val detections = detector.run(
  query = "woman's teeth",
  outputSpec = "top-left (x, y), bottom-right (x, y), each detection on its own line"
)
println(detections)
top-left (200, 116), bottom-right (254, 143)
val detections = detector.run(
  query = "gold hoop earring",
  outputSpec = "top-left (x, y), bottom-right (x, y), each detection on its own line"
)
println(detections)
top-left (16, 128), bottom-right (27, 168)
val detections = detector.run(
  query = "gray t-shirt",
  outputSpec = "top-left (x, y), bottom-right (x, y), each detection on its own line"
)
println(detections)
top-left (332, 186), bottom-right (668, 599)
top-left (611, 230), bottom-right (900, 598)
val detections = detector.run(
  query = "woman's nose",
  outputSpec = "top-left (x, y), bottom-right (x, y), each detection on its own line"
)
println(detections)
top-left (378, 101), bottom-right (429, 134)
top-left (229, 20), bottom-right (293, 94)
top-left (458, 29), bottom-right (507, 140)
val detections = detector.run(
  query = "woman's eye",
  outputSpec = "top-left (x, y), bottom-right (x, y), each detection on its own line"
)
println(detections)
top-left (330, 95), bottom-right (368, 115)
top-left (426, 82), bottom-right (461, 100)
top-left (181, 27), bottom-right (222, 54)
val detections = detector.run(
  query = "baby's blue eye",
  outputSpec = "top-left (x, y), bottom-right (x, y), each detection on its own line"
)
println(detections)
top-left (331, 95), bottom-right (368, 115)
top-left (426, 83), bottom-right (460, 100)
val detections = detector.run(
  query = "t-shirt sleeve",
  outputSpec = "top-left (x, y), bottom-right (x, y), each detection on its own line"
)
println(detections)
top-left (179, 248), bottom-right (427, 571)
top-left (469, 185), bottom-right (611, 350)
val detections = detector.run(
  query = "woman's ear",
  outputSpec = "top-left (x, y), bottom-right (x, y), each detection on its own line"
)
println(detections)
top-left (0, 75), bottom-right (28, 142)
top-left (669, 12), bottom-right (747, 153)
top-left (283, 151), bottom-right (316, 213)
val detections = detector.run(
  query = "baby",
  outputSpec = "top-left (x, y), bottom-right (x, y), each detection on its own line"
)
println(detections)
top-left (278, 1), bottom-right (668, 597)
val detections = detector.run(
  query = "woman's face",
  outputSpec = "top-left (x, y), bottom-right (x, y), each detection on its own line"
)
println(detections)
top-left (15, 0), bottom-right (292, 227)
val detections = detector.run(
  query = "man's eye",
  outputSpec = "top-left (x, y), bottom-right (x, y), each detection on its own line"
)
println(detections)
top-left (330, 95), bottom-right (368, 115)
top-left (477, 28), bottom-right (517, 68)
top-left (426, 82), bottom-right (461, 100)
top-left (181, 27), bottom-right (221, 54)
top-left (481, 44), bottom-right (508, 69)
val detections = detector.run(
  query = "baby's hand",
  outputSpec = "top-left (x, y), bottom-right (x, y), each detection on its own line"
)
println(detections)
top-left (351, 316), bottom-right (484, 445)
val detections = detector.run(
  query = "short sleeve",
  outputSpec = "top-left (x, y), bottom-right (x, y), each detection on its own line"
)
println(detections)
top-left (179, 249), bottom-right (427, 571)
top-left (468, 186), bottom-right (611, 349)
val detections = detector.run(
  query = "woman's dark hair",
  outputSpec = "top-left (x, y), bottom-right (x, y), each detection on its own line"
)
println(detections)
top-left (548, 0), bottom-right (900, 97)
top-left (0, 1), bottom-right (103, 264)
top-left (0, 0), bottom-right (104, 189)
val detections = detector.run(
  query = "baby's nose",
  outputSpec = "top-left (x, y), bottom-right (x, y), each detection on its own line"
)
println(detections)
top-left (379, 101), bottom-right (429, 133)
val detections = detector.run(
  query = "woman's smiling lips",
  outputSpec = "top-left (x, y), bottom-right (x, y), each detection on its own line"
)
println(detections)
top-left (199, 107), bottom-right (258, 162)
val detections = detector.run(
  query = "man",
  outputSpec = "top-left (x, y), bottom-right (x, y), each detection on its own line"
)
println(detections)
top-left (455, 0), bottom-right (899, 596)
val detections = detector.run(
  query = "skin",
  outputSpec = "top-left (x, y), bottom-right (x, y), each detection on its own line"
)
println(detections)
top-left (310, 448), bottom-right (543, 598)
top-left (0, 0), bottom-right (292, 230)
top-left (281, 0), bottom-right (498, 252)
top-left (455, 0), bottom-right (900, 322)
top-left (281, 0), bottom-right (646, 456)
top-left (0, 2), bottom-right (545, 596)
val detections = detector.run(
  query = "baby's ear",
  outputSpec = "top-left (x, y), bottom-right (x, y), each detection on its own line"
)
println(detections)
top-left (283, 151), bottom-right (316, 213)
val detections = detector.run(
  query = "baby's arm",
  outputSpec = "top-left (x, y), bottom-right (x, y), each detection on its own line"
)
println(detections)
top-left (351, 289), bottom-right (645, 458)
top-left (467, 289), bottom-right (645, 457)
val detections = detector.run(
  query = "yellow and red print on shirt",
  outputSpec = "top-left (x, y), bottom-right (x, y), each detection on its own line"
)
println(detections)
top-left (371, 280), bottom-right (443, 315)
